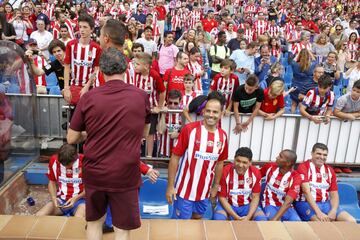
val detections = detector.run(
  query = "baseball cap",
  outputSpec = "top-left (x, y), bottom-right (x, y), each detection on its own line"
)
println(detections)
top-left (27, 38), bottom-right (37, 46)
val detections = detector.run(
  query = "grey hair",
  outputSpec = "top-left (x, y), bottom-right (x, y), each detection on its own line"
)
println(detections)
top-left (300, 31), bottom-right (310, 41)
top-left (99, 48), bottom-right (128, 76)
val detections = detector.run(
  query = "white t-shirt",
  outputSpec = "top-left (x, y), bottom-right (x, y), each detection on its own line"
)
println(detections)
top-left (30, 30), bottom-right (53, 59)
top-left (135, 37), bottom-right (157, 55)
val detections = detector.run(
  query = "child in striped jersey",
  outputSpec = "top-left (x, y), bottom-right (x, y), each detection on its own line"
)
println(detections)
top-left (210, 59), bottom-right (239, 116)
top-left (37, 144), bottom-right (85, 217)
top-left (182, 74), bottom-right (198, 109)
top-left (213, 147), bottom-right (267, 221)
top-left (158, 90), bottom-right (182, 157)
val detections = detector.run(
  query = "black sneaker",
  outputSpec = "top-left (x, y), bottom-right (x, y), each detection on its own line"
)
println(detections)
top-left (102, 224), bottom-right (114, 233)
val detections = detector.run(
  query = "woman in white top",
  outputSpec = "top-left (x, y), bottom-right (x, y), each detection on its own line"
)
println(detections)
top-left (9, 9), bottom-right (32, 45)
top-left (225, 22), bottom-right (237, 43)
top-left (344, 60), bottom-right (360, 93)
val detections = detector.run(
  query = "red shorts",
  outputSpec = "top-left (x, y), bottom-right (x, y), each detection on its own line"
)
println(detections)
top-left (85, 186), bottom-right (140, 230)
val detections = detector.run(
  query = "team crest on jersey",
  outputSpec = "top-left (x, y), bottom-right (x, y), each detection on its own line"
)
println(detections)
top-left (217, 141), bottom-right (222, 148)
top-left (322, 173), bottom-right (328, 179)
top-left (74, 168), bottom-right (80, 174)
top-left (246, 178), bottom-right (252, 184)
top-left (207, 141), bottom-right (214, 147)
top-left (66, 169), bottom-right (73, 174)
top-left (306, 209), bottom-right (311, 215)
top-left (282, 180), bottom-right (289, 188)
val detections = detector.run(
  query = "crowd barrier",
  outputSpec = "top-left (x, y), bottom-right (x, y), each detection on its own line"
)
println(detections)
top-left (5, 94), bottom-right (360, 164)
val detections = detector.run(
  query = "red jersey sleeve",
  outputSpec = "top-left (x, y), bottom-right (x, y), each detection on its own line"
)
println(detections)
top-left (47, 155), bottom-right (58, 181)
top-left (93, 44), bottom-right (102, 67)
top-left (278, 95), bottom-right (285, 108)
top-left (286, 172), bottom-right (301, 200)
top-left (232, 74), bottom-right (239, 90)
top-left (328, 166), bottom-right (338, 191)
top-left (252, 166), bottom-right (262, 193)
top-left (163, 69), bottom-right (171, 84)
top-left (152, 70), bottom-right (166, 93)
top-left (218, 132), bottom-right (228, 162)
top-left (172, 123), bottom-right (191, 156)
top-left (140, 161), bottom-right (150, 175)
top-left (218, 165), bottom-right (230, 198)
top-left (210, 74), bottom-right (220, 91)
top-left (64, 40), bottom-right (73, 65)
top-left (260, 162), bottom-right (276, 177)
top-left (296, 161), bottom-right (310, 183)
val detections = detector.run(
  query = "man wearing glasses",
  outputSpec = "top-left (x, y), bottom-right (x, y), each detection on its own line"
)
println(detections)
top-left (330, 25), bottom-right (348, 46)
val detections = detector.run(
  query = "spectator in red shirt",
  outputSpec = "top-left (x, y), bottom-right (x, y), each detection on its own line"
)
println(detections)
top-left (202, 10), bottom-right (218, 33)
top-left (155, 0), bottom-right (167, 43)
top-left (259, 79), bottom-right (285, 120)
top-left (163, 51), bottom-right (190, 97)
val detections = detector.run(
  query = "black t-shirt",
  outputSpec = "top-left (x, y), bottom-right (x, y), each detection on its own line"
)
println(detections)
top-left (232, 85), bottom-right (264, 113)
top-left (227, 38), bottom-right (241, 53)
top-left (43, 60), bottom-right (64, 89)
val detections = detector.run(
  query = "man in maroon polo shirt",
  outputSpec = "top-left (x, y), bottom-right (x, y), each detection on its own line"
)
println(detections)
top-left (67, 48), bottom-right (151, 240)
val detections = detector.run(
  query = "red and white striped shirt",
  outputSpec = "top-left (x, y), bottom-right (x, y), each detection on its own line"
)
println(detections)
top-left (239, 24), bottom-right (254, 42)
top-left (219, 164), bottom-right (261, 207)
top-left (47, 154), bottom-right (84, 201)
top-left (210, 73), bottom-right (239, 109)
top-left (214, 0), bottom-right (227, 7)
top-left (287, 29), bottom-right (301, 42)
top-left (284, 23), bottom-right (296, 39)
top-left (187, 61), bottom-right (203, 95)
top-left (181, 91), bottom-right (197, 108)
top-left (171, 14), bottom-right (182, 30)
top-left (245, 4), bottom-right (257, 17)
top-left (302, 88), bottom-right (335, 115)
top-left (254, 20), bottom-right (268, 36)
top-left (266, 25), bottom-right (281, 38)
top-left (261, 162), bottom-right (301, 207)
top-left (297, 160), bottom-right (337, 202)
top-left (134, 69), bottom-right (166, 108)
top-left (159, 112), bottom-right (182, 157)
top-left (64, 39), bottom-right (102, 87)
top-left (271, 47), bottom-right (282, 58)
top-left (173, 121), bottom-right (228, 201)
top-left (292, 42), bottom-right (312, 55)
top-left (33, 56), bottom-right (46, 86)
top-left (188, 10), bottom-right (202, 29)
top-left (53, 20), bottom-right (75, 40)
top-left (348, 42), bottom-right (358, 61)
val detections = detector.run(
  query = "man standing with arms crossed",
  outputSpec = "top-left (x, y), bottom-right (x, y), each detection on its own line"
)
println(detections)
top-left (166, 91), bottom-right (228, 219)
top-left (67, 48), bottom-right (151, 240)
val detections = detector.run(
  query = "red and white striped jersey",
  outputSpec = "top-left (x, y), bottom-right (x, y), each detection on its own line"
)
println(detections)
top-left (284, 22), bottom-right (296, 39)
top-left (348, 42), bottom-right (358, 61)
top-left (297, 160), bottom-right (337, 202)
top-left (47, 154), bottom-right (84, 201)
top-left (88, 6), bottom-right (97, 17)
top-left (109, 6), bottom-right (121, 18)
top-left (44, 4), bottom-right (55, 20)
top-left (271, 47), bottom-right (282, 58)
top-left (266, 25), bottom-right (281, 38)
top-left (245, 4), bottom-right (256, 17)
top-left (214, 0), bottom-right (227, 7)
top-left (187, 61), bottom-right (203, 95)
top-left (257, 6), bottom-right (268, 15)
top-left (159, 112), bottom-right (182, 157)
top-left (292, 42), bottom-right (312, 55)
top-left (173, 121), bottom-right (228, 201)
top-left (261, 162), bottom-right (301, 207)
top-left (181, 91), bottom-right (197, 108)
top-left (188, 10), bottom-right (202, 29)
top-left (53, 20), bottom-right (75, 40)
top-left (96, 68), bottom-right (134, 88)
top-left (17, 63), bottom-right (31, 94)
top-left (171, 14), bottom-right (182, 31)
top-left (218, 164), bottom-right (261, 207)
top-left (302, 88), bottom-right (335, 115)
top-left (134, 69), bottom-right (166, 108)
top-left (64, 39), bottom-right (102, 87)
top-left (210, 73), bottom-right (239, 109)
top-left (254, 20), bottom-right (268, 36)
top-left (239, 24), bottom-right (254, 42)
top-left (33, 56), bottom-right (46, 86)
top-left (287, 29), bottom-right (301, 42)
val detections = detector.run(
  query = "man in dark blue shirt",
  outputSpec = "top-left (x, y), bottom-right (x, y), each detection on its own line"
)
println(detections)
top-left (227, 28), bottom-right (246, 53)
top-left (132, 4), bottom-right (146, 24)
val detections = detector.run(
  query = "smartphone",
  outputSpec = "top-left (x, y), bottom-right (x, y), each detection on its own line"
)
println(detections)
top-left (32, 50), bottom-right (39, 55)
top-left (319, 116), bottom-right (327, 122)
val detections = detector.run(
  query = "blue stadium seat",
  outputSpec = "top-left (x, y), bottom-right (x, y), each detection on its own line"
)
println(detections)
top-left (7, 84), bottom-right (20, 93)
top-left (45, 72), bottom-right (58, 91)
top-left (49, 86), bottom-right (62, 95)
top-left (338, 182), bottom-right (360, 223)
top-left (139, 178), bottom-right (173, 219)
top-left (283, 66), bottom-right (293, 87)
top-left (333, 85), bottom-right (342, 98)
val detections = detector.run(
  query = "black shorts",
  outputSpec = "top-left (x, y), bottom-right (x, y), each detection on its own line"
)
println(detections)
top-left (85, 186), bottom-right (140, 230)
top-left (149, 113), bottom-right (158, 135)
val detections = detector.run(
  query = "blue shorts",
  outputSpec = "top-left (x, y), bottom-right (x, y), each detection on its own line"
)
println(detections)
top-left (213, 202), bottom-right (267, 221)
top-left (264, 205), bottom-right (301, 221)
top-left (294, 201), bottom-right (344, 221)
top-left (59, 198), bottom-right (85, 217)
top-left (172, 196), bottom-right (209, 219)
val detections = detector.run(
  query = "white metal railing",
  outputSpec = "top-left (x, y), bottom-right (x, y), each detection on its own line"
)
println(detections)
top-left (4, 94), bottom-right (360, 164)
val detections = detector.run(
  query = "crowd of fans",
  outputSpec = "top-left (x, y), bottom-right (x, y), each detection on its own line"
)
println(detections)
top-left (0, 0), bottom-right (360, 158)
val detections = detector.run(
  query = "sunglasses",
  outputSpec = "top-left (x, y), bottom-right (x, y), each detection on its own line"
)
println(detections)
top-left (168, 101), bottom-right (179, 105)
top-left (336, 29), bottom-right (342, 31)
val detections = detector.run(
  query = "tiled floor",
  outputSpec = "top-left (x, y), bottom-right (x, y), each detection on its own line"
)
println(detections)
top-left (0, 215), bottom-right (360, 240)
